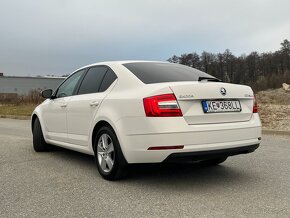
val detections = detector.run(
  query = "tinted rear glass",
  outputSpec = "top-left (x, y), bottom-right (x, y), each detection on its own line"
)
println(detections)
top-left (99, 69), bottom-right (117, 92)
top-left (123, 62), bottom-right (215, 84)
top-left (78, 66), bottom-right (108, 95)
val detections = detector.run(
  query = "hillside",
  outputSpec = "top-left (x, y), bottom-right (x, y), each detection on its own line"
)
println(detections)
top-left (256, 88), bottom-right (290, 131)
top-left (0, 87), bottom-right (289, 131)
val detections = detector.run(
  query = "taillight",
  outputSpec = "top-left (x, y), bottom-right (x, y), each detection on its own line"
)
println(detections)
top-left (143, 93), bottom-right (182, 117)
top-left (253, 95), bottom-right (258, 113)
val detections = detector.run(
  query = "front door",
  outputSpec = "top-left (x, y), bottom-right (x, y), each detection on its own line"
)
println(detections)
top-left (42, 69), bottom-right (86, 143)
top-left (43, 96), bottom-right (69, 142)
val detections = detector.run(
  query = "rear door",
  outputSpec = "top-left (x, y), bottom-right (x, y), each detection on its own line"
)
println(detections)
top-left (66, 66), bottom-right (117, 146)
top-left (170, 82), bottom-right (254, 125)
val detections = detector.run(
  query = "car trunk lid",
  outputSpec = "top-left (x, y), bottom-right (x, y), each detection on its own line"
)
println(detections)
top-left (169, 82), bottom-right (254, 125)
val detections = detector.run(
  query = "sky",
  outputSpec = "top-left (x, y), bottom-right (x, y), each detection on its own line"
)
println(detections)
top-left (0, 0), bottom-right (289, 76)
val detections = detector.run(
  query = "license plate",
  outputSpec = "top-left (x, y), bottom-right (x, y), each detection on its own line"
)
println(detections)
top-left (202, 100), bottom-right (241, 113)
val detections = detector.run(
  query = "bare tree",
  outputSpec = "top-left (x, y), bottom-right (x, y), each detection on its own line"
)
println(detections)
top-left (167, 39), bottom-right (290, 91)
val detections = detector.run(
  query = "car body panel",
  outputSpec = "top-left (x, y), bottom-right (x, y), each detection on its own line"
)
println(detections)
top-left (32, 61), bottom-right (262, 164)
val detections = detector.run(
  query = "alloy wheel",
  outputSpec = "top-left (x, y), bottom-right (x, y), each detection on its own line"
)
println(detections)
top-left (97, 133), bottom-right (115, 173)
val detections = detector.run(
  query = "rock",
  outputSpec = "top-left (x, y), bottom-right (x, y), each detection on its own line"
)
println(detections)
top-left (282, 83), bottom-right (290, 92)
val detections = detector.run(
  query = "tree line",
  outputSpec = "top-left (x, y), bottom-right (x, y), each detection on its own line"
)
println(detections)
top-left (168, 39), bottom-right (290, 91)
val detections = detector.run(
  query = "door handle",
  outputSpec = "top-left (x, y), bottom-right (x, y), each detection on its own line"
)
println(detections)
top-left (90, 101), bottom-right (99, 107)
top-left (60, 103), bottom-right (67, 108)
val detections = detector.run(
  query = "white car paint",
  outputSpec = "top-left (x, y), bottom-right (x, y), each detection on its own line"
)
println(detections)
top-left (32, 61), bottom-right (262, 163)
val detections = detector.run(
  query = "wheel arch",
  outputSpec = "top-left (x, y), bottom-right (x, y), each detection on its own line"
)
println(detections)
top-left (91, 119), bottom-right (127, 164)
top-left (31, 113), bottom-right (38, 133)
top-left (31, 111), bottom-right (48, 142)
top-left (91, 120), bottom-right (116, 151)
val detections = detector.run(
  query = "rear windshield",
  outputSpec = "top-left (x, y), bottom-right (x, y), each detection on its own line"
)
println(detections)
top-left (123, 62), bottom-right (215, 84)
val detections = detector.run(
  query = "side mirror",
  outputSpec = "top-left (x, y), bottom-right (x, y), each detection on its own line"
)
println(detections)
top-left (41, 89), bottom-right (53, 99)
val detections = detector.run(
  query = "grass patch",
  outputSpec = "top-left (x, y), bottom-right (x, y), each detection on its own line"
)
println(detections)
top-left (0, 90), bottom-right (43, 119)
top-left (0, 104), bottom-right (37, 118)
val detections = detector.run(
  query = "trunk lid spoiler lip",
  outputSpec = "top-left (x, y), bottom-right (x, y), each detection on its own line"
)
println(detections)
top-left (198, 77), bottom-right (222, 82)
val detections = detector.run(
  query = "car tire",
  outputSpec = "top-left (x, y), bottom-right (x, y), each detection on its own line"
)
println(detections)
top-left (94, 126), bottom-right (128, 180)
top-left (33, 118), bottom-right (49, 152)
top-left (200, 157), bottom-right (228, 166)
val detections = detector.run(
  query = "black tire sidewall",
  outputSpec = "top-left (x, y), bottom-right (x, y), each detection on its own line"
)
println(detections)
top-left (33, 118), bottom-right (48, 152)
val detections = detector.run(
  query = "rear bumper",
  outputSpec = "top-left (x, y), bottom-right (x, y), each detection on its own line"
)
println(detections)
top-left (120, 136), bottom-right (261, 163)
top-left (115, 114), bottom-right (262, 163)
top-left (164, 144), bottom-right (259, 162)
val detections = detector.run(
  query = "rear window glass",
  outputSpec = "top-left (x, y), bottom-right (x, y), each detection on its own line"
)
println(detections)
top-left (123, 62), bottom-right (215, 84)
top-left (99, 69), bottom-right (117, 92)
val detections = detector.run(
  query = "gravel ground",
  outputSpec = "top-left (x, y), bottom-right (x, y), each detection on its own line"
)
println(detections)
top-left (0, 119), bottom-right (290, 217)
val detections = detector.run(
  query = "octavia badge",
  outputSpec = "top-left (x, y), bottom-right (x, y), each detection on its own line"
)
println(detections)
top-left (220, 87), bottom-right (226, 96)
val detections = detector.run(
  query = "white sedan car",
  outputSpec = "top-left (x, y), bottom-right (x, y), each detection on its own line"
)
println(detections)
top-left (32, 61), bottom-right (261, 180)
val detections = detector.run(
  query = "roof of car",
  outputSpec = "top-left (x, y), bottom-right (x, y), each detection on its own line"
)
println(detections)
top-left (87, 60), bottom-right (168, 67)
top-left (93, 60), bottom-right (168, 64)
top-left (72, 60), bottom-right (170, 74)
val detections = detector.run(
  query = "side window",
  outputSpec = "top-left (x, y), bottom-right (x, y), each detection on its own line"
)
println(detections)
top-left (99, 69), bottom-right (117, 92)
top-left (78, 66), bottom-right (108, 95)
top-left (56, 69), bottom-right (85, 98)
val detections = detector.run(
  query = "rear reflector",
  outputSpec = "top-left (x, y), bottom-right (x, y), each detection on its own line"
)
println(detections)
top-left (253, 95), bottom-right (258, 113)
top-left (147, 145), bottom-right (184, 150)
top-left (143, 93), bottom-right (182, 117)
